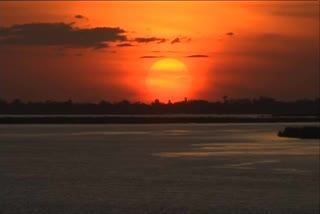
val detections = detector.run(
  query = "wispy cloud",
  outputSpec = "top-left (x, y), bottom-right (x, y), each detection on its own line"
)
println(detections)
top-left (171, 38), bottom-right (181, 44)
top-left (117, 43), bottom-right (134, 47)
top-left (186, 55), bottom-right (209, 58)
top-left (140, 55), bottom-right (165, 59)
top-left (171, 37), bottom-right (191, 44)
top-left (74, 14), bottom-right (86, 19)
top-left (134, 37), bottom-right (167, 44)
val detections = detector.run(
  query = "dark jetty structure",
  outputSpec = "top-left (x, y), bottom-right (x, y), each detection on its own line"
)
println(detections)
top-left (278, 126), bottom-right (320, 139)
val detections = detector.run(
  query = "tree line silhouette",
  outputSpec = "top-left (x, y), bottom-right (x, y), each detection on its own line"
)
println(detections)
top-left (0, 96), bottom-right (319, 116)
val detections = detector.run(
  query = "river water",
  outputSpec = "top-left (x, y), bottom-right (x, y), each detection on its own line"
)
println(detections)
top-left (0, 123), bottom-right (319, 213)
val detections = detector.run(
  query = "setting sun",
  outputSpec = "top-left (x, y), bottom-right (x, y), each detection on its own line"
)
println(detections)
top-left (146, 58), bottom-right (192, 102)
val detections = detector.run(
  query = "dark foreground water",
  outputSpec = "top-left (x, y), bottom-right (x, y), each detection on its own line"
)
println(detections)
top-left (0, 123), bottom-right (319, 214)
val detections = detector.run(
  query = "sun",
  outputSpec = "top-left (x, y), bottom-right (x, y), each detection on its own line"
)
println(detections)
top-left (146, 58), bottom-right (192, 102)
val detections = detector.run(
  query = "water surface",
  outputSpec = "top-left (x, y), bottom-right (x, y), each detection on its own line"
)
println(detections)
top-left (0, 123), bottom-right (319, 214)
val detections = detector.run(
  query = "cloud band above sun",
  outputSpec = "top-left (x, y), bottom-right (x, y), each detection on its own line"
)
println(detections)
top-left (0, 22), bottom-right (192, 50)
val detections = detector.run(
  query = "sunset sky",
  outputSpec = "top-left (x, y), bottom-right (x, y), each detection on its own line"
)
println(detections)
top-left (0, 1), bottom-right (319, 103)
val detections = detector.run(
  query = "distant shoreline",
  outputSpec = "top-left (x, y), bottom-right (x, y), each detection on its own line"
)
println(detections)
top-left (0, 116), bottom-right (318, 124)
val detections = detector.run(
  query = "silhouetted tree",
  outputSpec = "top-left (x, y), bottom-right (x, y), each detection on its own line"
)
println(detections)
top-left (0, 97), bottom-right (318, 115)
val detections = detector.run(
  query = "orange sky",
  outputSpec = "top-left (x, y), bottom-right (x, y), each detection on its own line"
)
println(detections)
top-left (0, 1), bottom-right (319, 102)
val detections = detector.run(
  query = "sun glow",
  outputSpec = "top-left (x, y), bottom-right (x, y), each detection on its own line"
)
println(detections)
top-left (146, 58), bottom-right (192, 102)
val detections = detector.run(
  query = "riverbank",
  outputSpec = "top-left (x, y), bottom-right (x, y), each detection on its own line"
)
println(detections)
top-left (0, 115), bottom-right (318, 124)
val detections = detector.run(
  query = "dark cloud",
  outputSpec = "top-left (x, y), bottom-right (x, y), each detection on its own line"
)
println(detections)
top-left (134, 37), bottom-right (166, 44)
top-left (171, 38), bottom-right (181, 44)
top-left (0, 22), bottom-right (127, 49)
top-left (187, 55), bottom-right (209, 58)
top-left (156, 38), bottom-right (167, 44)
top-left (226, 32), bottom-right (234, 36)
top-left (171, 37), bottom-right (191, 45)
top-left (117, 43), bottom-right (134, 47)
top-left (151, 50), bottom-right (183, 53)
top-left (140, 55), bottom-right (164, 59)
top-left (74, 15), bottom-right (86, 19)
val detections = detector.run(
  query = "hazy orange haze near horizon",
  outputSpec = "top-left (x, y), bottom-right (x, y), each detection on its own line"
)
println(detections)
top-left (0, 1), bottom-right (319, 102)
